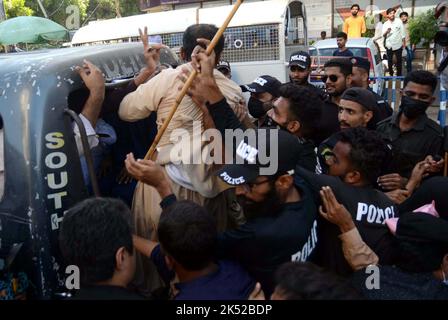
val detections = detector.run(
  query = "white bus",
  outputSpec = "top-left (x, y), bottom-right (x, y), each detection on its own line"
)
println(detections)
top-left (71, 0), bottom-right (308, 84)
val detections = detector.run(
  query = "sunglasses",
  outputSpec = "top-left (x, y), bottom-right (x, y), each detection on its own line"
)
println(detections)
top-left (322, 74), bottom-right (339, 83)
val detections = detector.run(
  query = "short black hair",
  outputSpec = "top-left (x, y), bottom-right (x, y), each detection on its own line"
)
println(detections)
top-left (351, 4), bottom-right (360, 10)
top-left (321, 31), bottom-right (326, 35)
top-left (404, 70), bottom-right (438, 94)
top-left (386, 8), bottom-right (396, 15)
top-left (336, 31), bottom-right (348, 40)
top-left (338, 127), bottom-right (389, 185)
top-left (59, 198), bottom-right (133, 285)
top-left (278, 83), bottom-right (323, 140)
top-left (274, 262), bottom-right (362, 300)
top-left (182, 24), bottom-right (224, 62)
top-left (158, 200), bottom-right (217, 271)
top-left (324, 58), bottom-right (353, 77)
top-left (400, 11), bottom-right (409, 18)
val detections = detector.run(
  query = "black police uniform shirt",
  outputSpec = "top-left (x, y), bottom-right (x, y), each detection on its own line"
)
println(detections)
top-left (368, 87), bottom-right (393, 120)
top-left (314, 98), bottom-right (341, 145)
top-left (295, 166), bottom-right (398, 276)
top-left (216, 175), bottom-right (319, 296)
top-left (376, 112), bottom-right (443, 178)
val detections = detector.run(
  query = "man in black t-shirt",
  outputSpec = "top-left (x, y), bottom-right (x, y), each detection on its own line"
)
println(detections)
top-left (60, 198), bottom-right (145, 300)
top-left (297, 127), bottom-right (398, 275)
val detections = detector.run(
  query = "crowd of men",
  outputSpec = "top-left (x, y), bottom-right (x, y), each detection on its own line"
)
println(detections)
top-left (56, 18), bottom-right (448, 301)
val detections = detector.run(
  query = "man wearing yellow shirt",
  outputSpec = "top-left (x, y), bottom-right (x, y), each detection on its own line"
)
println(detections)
top-left (343, 4), bottom-right (366, 38)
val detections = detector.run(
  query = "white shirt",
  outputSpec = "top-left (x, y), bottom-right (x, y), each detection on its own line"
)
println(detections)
top-left (382, 18), bottom-right (406, 51)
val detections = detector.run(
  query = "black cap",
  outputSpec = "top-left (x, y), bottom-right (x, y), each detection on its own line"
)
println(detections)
top-left (350, 56), bottom-right (370, 72)
top-left (217, 60), bottom-right (231, 71)
top-left (289, 51), bottom-right (311, 69)
top-left (340, 88), bottom-right (377, 111)
top-left (240, 75), bottom-right (282, 97)
top-left (216, 129), bottom-right (301, 186)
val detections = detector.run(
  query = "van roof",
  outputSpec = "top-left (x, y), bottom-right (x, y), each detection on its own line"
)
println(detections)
top-left (72, 0), bottom-right (296, 45)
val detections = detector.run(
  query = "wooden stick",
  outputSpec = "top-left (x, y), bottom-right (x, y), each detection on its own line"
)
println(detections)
top-left (144, 0), bottom-right (244, 160)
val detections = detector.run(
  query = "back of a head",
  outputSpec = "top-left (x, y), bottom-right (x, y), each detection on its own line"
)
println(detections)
top-left (158, 200), bottom-right (217, 271)
top-left (183, 24), bottom-right (224, 62)
top-left (338, 127), bottom-right (389, 185)
top-left (404, 70), bottom-right (438, 94)
top-left (274, 262), bottom-right (362, 300)
top-left (324, 58), bottom-right (353, 77)
top-left (59, 198), bottom-right (133, 285)
top-left (278, 83), bottom-right (323, 139)
top-left (396, 212), bottom-right (448, 273)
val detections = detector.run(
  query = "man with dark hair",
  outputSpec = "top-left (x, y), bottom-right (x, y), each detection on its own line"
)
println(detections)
top-left (338, 87), bottom-right (378, 130)
top-left (288, 51), bottom-right (326, 99)
top-left (376, 70), bottom-right (443, 188)
top-left (321, 31), bottom-right (327, 40)
top-left (266, 83), bottom-right (323, 171)
top-left (349, 56), bottom-right (393, 119)
top-left (216, 60), bottom-right (232, 79)
top-left (333, 32), bottom-right (354, 57)
top-left (133, 200), bottom-right (255, 300)
top-left (400, 11), bottom-right (414, 73)
top-left (241, 75), bottom-right (281, 123)
top-left (383, 8), bottom-right (406, 76)
top-left (271, 262), bottom-right (362, 300)
top-left (316, 58), bottom-right (353, 143)
top-left (118, 24), bottom-right (248, 292)
top-left (126, 129), bottom-right (320, 297)
top-left (343, 4), bottom-right (366, 38)
top-left (296, 127), bottom-right (398, 275)
top-left (59, 198), bottom-right (143, 300)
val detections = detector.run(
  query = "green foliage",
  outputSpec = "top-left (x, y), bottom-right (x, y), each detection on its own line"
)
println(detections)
top-left (408, 9), bottom-right (438, 47)
top-left (4, 0), bottom-right (33, 18)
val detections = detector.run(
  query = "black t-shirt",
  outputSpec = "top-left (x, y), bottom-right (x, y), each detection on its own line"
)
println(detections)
top-left (216, 176), bottom-right (319, 295)
top-left (333, 49), bottom-right (354, 57)
top-left (314, 99), bottom-right (341, 145)
top-left (295, 166), bottom-right (398, 275)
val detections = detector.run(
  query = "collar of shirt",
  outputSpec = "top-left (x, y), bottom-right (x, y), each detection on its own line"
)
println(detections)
top-left (391, 111), bottom-right (428, 132)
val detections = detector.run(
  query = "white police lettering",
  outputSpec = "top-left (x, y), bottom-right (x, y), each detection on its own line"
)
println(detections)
top-left (219, 172), bottom-right (245, 185)
top-left (356, 202), bottom-right (396, 224)
top-left (291, 220), bottom-right (318, 262)
top-left (236, 141), bottom-right (258, 163)
top-left (291, 55), bottom-right (307, 62)
top-left (243, 85), bottom-right (256, 93)
top-left (45, 132), bottom-right (68, 230)
top-left (253, 77), bottom-right (267, 87)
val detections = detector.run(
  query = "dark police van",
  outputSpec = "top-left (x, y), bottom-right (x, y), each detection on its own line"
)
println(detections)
top-left (0, 43), bottom-right (179, 299)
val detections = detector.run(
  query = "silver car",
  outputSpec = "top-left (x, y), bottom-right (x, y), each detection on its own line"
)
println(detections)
top-left (309, 37), bottom-right (385, 95)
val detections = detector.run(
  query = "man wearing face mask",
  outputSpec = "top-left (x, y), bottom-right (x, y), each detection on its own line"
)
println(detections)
top-left (240, 75), bottom-right (282, 127)
top-left (376, 71), bottom-right (443, 186)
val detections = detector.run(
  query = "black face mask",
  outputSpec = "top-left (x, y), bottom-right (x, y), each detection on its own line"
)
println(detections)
top-left (248, 97), bottom-right (267, 118)
top-left (400, 95), bottom-right (430, 119)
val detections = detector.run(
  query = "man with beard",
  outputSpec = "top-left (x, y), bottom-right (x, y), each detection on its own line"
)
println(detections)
top-left (314, 58), bottom-right (353, 144)
top-left (240, 75), bottom-right (282, 126)
top-left (288, 51), bottom-right (325, 100)
top-left (338, 87), bottom-right (378, 130)
top-left (376, 71), bottom-right (444, 188)
top-left (125, 129), bottom-right (319, 297)
top-left (349, 56), bottom-right (393, 119)
top-left (343, 4), bottom-right (366, 39)
top-left (333, 32), bottom-right (354, 57)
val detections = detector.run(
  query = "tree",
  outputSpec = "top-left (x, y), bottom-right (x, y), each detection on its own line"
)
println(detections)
top-left (4, 0), bottom-right (34, 18)
top-left (25, 0), bottom-right (88, 26)
top-left (408, 9), bottom-right (438, 47)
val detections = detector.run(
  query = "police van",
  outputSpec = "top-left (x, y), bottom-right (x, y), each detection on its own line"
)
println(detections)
top-left (71, 0), bottom-right (308, 85)
top-left (0, 43), bottom-right (179, 299)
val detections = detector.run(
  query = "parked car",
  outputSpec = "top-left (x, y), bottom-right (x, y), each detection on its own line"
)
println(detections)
top-left (308, 37), bottom-right (385, 95)
top-left (0, 42), bottom-right (179, 299)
